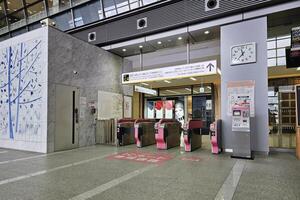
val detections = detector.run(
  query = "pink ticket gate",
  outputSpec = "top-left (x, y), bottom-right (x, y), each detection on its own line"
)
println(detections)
top-left (155, 119), bottom-right (181, 150)
top-left (117, 119), bottom-right (136, 146)
top-left (134, 119), bottom-right (157, 148)
top-left (183, 120), bottom-right (203, 152)
top-left (210, 119), bottom-right (222, 154)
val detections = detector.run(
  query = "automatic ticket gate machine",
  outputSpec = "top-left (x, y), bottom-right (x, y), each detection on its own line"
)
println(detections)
top-left (210, 119), bottom-right (222, 154)
top-left (155, 119), bottom-right (182, 150)
top-left (117, 119), bottom-right (136, 146)
top-left (183, 119), bottom-right (203, 152)
top-left (134, 119), bottom-right (157, 148)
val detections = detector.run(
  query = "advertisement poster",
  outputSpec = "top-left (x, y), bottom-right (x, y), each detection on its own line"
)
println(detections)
top-left (147, 101), bottom-right (155, 119)
top-left (123, 96), bottom-right (132, 118)
top-left (164, 101), bottom-right (174, 119)
top-left (155, 101), bottom-right (164, 119)
top-left (292, 26), bottom-right (300, 50)
top-left (227, 80), bottom-right (255, 117)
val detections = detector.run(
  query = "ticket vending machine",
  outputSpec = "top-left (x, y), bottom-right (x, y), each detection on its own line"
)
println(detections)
top-left (210, 119), bottom-right (222, 154)
top-left (231, 104), bottom-right (253, 159)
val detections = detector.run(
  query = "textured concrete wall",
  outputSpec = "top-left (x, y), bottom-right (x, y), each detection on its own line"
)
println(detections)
top-left (47, 27), bottom-right (125, 152)
top-left (221, 17), bottom-right (269, 153)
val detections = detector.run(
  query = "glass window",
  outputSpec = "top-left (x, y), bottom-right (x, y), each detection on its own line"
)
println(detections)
top-left (129, 0), bottom-right (141, 9)
top-left (27, 1), bottom-right (46, 23)
top-left (7, 9), bottom-right (26, 29)
top-left (277, 57), bottom-right (286, 66)
top-left (25, 0), bottom-right (40, 6)
top-left (0, 1), bottom-right (5, 18)
top-left (115, 0), bottom-right (129, 14)
top-left (103, 0), bottom-right (117, 17)
top-left (51, 11), bottom-right (74, 31)
top-left (142, 0), bottom-right (156, 5)
top-left (267, 49), bottom-right (276, 58)
top-left (277, 48), bottom-right (286, 57)
top-left (277, 38), bottom-right (290, 48)
top-left (267, 40), bottom-right (276, 50)
top-left (268, 58), bottom-right (276, 67)
top-left (47, 0), bottom-right (70, 15)
top-left (7, 0), bottom-right (23, 13)
top-left (0, 17), bottom-right (7, 28)
top-left (73, 0), bottom-right (102, 27)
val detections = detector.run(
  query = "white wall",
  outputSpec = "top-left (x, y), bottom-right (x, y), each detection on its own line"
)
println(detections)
top-left (0, 28), bottom-right (48, 153)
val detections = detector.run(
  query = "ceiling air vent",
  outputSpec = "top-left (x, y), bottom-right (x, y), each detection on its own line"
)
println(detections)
top-left (137, 17), bottom-right (148, 30)
top-left (205, 0), bottom-right (219, 11)
top-left (88, 32), bottom-right (96, 42)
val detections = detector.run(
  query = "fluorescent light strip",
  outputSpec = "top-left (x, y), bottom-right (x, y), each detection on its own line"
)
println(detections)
top-left (190, 77), bottom-right (197, 81)
top-left (185, 88), bottom-right (191, 91)
top-left (141, 82), bottom-right (149, 86)
top-left (164, 80), bottom-right (171, 83)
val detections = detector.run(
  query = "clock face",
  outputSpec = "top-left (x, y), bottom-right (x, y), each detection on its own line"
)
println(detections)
top-left (231, 43), bottom-right (256, 65)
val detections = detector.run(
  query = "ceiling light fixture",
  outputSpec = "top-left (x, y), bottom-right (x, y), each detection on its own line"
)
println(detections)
top-left (185, 88), bottom-right (191, 91)
top-left (122, 48), bottom-right (126, 52)
top-left (157, 41), bottom-right (162, 45)
top-left (141, 82), bottom-right (149, 86)
top-left (190, 77), bottom-right (197, 81)
top-left (204, 30), bottom-right (210, 34)
top-left (139, 45), bottom-right (143, 48)
top-left (297, 67), bottom-right (300, 71)
top-left (164, 80), bottom-right (171, 83)
top-left (178, 36), bottom-right (182, 40)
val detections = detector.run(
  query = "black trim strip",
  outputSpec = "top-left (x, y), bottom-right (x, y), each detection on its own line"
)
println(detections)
top-left (72, 90), bottom-right (75, 144)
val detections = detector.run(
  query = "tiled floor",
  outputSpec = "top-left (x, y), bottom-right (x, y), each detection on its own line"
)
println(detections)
top-left (0, 145), bottom-right (299, 200)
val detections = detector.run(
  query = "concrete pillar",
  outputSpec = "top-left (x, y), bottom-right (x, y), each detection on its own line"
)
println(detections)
top-left (220, 17), bottom-right (269, 154)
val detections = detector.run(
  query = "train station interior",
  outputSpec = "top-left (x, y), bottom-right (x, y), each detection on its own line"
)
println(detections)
top-left (0, 0), bottom-right (300, 199)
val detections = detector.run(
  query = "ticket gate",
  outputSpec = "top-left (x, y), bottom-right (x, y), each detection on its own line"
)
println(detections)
top-left (155, 119), bottom-right (182, 150)
top-left (117, 119), bottom-right (136, 146)
top-left (210, 119), bottom-right (222, 154)
top-left (134, 119), bottom-right (157, 148)
top-left (183, 119), bottom-right (203, 152)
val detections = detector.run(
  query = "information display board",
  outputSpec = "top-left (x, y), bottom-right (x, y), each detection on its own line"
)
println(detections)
top-left (227, 80), bottom-right (255, 117)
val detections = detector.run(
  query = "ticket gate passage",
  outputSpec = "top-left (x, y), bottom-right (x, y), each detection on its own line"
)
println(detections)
top-left (210, 119), bottom-right (222, 154)
top-left (183, 119), bottom-right (203, 152)
top-left (117, 119), bottom-right (136, 146)
top-left (134, 119), bottom-right (157, 148)
top-left (155, 119), bottom-right (182, 150)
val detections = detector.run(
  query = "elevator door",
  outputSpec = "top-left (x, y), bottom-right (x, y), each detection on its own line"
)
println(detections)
top-left (55, 84), bottom-right (80, 151)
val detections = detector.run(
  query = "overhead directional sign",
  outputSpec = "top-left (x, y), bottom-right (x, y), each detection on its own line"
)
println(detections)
top-left (134, 86), bottom-right (157, 96)
top-left (122, 60), bottom-right (217, 84)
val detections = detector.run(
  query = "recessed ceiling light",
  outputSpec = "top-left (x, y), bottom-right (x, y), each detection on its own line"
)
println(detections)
top-left (168, 39), bottom-right (172, 42)
top-left (141, 82), bottom-right (149, 86)
top-left (7, 1), bottom-right (11, 4)
top-left (157, 41), bottom-right (162, 45)
top-left (185, 88), bottom-right (191, 91)
top-left (122, 48), bottom-right (126, 52)
top-left (164, 80), bottom-right (171, 83)
top-left (178, 37), bottom-right (182, 40)
top-left (190, 77), bottom-right (197, 81)
top-left (204, 30), bottom-right (210, 34)
top-left (297, 67), bottom-right (300, 71)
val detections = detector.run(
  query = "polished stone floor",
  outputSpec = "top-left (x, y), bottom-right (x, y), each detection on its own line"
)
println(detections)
top-left (0, 145), bottom-right (299, 200)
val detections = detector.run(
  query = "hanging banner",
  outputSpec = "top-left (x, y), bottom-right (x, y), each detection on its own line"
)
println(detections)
top-left (122, 60), bottom-right (217, 84)
top-left (227, 80), bottom-right (255, 117)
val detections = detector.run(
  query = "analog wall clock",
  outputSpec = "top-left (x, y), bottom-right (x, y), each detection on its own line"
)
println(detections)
top-left (230, 42), bottom-right (256, 65)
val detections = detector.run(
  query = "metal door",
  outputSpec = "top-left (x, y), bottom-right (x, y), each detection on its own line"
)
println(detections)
top-left (54, 84), bottom-right (80, 151)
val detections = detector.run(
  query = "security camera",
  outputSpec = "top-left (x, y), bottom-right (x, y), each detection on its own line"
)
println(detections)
top-left (137, 17), bottom-right (147, 30)
top-left (40, 18), bottom-right (56, 27)
top-left (205, 0), bottom-right (219, 11)
top-left (88, 32), bottom-right (96, 42)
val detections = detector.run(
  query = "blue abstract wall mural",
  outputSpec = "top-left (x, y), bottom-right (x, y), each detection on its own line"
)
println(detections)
top-left (0, 38), bottom-right (45, 143)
